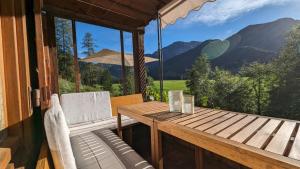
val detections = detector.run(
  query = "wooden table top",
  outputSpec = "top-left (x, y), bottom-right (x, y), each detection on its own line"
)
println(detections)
top-left (118, 101), bottom-right (300, 169)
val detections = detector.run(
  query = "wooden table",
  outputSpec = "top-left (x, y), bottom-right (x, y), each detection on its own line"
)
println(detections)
top-left (117, 101), bottom-right (169, 169)
top-left (118, 101), bottom-right (300, 169)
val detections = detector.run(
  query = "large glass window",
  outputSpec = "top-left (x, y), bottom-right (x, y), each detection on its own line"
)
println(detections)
top-left (54, 17), bottom-right (136, 96)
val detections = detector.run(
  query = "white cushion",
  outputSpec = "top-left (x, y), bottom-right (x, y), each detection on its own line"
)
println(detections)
top-left (60, 91), bottom-right (112, 125)
top-left (44, 94), bottom-right (77, 169)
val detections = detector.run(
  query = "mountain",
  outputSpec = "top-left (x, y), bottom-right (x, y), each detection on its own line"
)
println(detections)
top-left (149, 18), bottom-right (300, 79)
top-left (147, 41), bottom-right (202, 61)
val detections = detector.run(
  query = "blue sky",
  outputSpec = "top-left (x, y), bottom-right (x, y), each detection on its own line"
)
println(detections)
top-left (76, 0), bottom-right (300, 57)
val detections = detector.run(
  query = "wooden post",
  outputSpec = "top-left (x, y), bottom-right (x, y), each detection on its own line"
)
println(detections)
top-left (34, 0), bottom-right (50, 111)
top-left (117, 113), bottom-right (123, 139)
top-left (120, 30), bottom-right (127, 95)
top-left (132, 28), bottom-right (146, 100)
top-left (72, 20), bottom-right (80, 92)
top-left (46, 14), bottom-right (59, 94)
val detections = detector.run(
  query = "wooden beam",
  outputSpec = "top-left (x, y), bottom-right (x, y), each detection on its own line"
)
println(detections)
top-left (0, 148), bottom-right (11, 169)
top-left (72, 20), bottom-right (80, 92)
top-left (0, 0), bottom-right (23, 126)
top-left (43, 0), bottom-right (145, 28)
top-left (132, 29), bottom-right (147, 100)
top-left (44, 5), bottom-right (136, 32)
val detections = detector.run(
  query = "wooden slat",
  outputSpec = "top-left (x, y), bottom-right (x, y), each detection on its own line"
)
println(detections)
top-left (265, 121), bottom-right (296, 155)
top-left (289, 125), bottom-right (300, 160)
top-left (170, 108), bottom-right (208, 123)
top-left (186, 111), bottom-right (228, 128)
top-left (178, 110), bottom-right (220, 125)
top-left (205, 114), bottom-right (246, 135)
top-left (246, 119), bottom-right (281, 148)
top-left (195, 113), bottom-right (236, 131)
top-left (0, 148), bottom-right (11, 169)
top-left (217, 116), bottom-right (256, 138)
top-left (231, 118), bottom-right (268, 143)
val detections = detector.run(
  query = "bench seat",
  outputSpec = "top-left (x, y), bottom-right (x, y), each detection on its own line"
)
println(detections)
top-left (71, 129), bottom-right (153, 169)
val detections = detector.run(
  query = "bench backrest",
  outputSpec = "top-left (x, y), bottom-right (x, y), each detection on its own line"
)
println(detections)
top-left (60, 92), bottom-right (112, 125)
top-left (111, 94), bottom-right (143, 116)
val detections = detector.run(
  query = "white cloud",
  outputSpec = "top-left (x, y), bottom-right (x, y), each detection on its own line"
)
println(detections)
top-left (186, 0), bottom-right (296, 25)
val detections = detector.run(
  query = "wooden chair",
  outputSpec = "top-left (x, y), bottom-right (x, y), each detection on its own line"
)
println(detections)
top-left (111, 94), bottom-right (144, 116)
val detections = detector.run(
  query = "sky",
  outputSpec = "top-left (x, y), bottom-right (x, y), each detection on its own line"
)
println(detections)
top-left (76, 0), bottom-right (300, 57)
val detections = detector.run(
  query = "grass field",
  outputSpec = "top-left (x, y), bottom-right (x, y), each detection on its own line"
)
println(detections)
top-left (154, 80), bottom-right (187, 92)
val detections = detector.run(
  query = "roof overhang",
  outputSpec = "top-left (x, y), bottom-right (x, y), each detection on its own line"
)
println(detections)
top-left (43, 0), bottom-right (173, 32)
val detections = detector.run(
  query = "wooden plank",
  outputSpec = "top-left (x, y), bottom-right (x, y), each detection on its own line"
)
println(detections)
top-left (230, 118), bottom-right (268, 143)
top-left (0, 0), bottom-right (23, 126)
top-left (265, 121), bottom-right (296, 155)
top-left (171, 108), bottom-right (210, 123)
top-left (185, 111), bottom-right (228, 128)
top-left (289, 125), bottom-right (300, 160)
top-left (178, 110), bottom-right (219, 125)
top-left (217, 116), bottom-right (256, 138)
top-left (246, 119), bottom-right (281, 148)
top-left (0, 13), bottom-right (7, 130)
top-left (195, 113), bottom-right (236, 131)
top-left (6, 163), bottom-right (14, 169)
top-left (111, 94), bottom-right (143, 116)
top-left (205, 114), bottom-right (246, 135)
top-left (0, 148), bottom-right (11, 169)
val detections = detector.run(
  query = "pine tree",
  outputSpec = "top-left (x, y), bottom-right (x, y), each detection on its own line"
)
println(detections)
top-left (82, 32), bottom-right (96, 56)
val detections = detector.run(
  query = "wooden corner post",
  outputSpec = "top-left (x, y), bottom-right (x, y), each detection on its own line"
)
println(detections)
top-left (132, 28), bottom-right (146, 100)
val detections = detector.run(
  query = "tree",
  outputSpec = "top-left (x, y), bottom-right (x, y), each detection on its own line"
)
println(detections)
top-left (186, 55), bottom-right (213, 106)
top-left (119, 67), bottom-right (135, 95)
top-left (212, 68), bottom-right (255, 113)
top-left (55, 18), bottom-right (73, 55)
top-left (55, 18), bottom-right (74, 81)
top-left (82, 32), bottom-right (96, 56)
top-left (267, 25), bottom-right (300, 120)
top-left (240, 63), bottom-right (274, 115)
top-left (101, 69), bottom-right (113, 92)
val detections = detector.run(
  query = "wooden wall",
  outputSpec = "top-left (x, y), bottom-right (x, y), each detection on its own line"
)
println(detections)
top-left (0, 0), bottom-right (44, 168)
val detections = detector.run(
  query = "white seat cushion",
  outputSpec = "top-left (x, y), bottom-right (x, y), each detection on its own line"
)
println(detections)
top-left (60, 91), bottom-right (112, 125)
top-left (44, 94), bottom-right (77, 169)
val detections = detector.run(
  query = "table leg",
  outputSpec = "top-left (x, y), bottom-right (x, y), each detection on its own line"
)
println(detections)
top-left (154, 122), bottom-right (163, 169)
top-left (117, 113), bottom-right (123, 139)
top-left (195, 147), bottom-right (204, 169)
top-left (150, 125), bottom-right (156, 167)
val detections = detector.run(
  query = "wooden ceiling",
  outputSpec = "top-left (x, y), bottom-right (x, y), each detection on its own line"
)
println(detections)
top-left (43, 0), bottom-right (173, 31)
